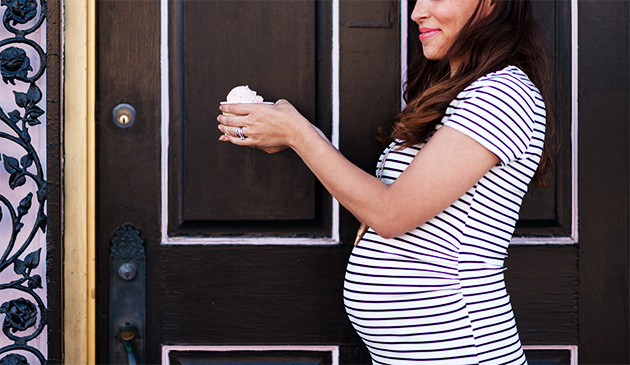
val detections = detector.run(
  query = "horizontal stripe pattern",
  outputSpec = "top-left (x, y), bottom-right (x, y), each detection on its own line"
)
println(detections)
top-left (345, 66), bottom-right (543, 364)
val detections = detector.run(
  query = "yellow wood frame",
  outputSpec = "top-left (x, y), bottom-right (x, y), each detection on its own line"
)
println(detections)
top-left (63, 0), bottom-right (96, 363)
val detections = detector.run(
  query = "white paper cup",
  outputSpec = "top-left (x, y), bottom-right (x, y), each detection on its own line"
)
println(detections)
top-left (220, 101), bottom-right (274, 116)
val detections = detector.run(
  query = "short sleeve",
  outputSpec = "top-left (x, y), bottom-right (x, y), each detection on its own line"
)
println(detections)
top-left (442, 73), bottom-right (538, 166)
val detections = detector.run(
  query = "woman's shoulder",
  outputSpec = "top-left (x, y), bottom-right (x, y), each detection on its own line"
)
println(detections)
top-left (460, 65), bottom-right (542, 104)
top-left (443, 65), bottom-right (546, 167)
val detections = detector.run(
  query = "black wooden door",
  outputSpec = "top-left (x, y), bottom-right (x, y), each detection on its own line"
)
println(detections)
top-left (96, 1), bottom-right (630, 364)
top-left (95, 1), bottom-right (402, 364)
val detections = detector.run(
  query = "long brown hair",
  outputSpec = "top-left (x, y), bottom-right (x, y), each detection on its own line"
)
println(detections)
top-left (380, 0), bottom-right (555, 187)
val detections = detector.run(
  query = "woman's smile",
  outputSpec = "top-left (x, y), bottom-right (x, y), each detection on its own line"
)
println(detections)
top-left (418, 28), bottom-right (441, 41)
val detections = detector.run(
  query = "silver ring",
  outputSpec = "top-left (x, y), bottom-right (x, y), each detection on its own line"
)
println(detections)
top-left (234, 126), bottom-right (245, 140)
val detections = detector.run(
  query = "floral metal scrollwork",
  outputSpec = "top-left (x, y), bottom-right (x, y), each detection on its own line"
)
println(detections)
top-left (0, 0), bottom-right (47, 363)
top-left (0, 353), bottom-right (27, 365)
top-left (111, 225), bottom-right (146, 262)
top-left (3, 0), bottom-right (38, 26)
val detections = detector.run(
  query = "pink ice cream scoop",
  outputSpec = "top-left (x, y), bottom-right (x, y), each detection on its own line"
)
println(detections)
top-left (220, 85), bottom-right (273, 116)
top-left (224, 85), bottom-right (264, 103)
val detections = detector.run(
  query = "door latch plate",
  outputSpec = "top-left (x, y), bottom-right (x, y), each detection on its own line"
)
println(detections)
top-left (110, 224), bottom-right (146, 364)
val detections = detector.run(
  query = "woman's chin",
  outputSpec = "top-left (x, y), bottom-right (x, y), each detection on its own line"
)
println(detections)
top-left (422, 50), bottom-right (442, 61)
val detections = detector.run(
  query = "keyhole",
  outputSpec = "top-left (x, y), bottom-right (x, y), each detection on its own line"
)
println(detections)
top-left (118, 263), bottom-right (138, 281)
top-left (112, 103), bottom-right (136, 128)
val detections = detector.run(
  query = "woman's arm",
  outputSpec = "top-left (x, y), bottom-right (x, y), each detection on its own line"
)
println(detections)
top-left (218, 100), bottom-right (498, 238)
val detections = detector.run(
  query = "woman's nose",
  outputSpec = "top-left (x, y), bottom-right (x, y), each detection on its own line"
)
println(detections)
top-left (410, 0), bottom-right (429, 24)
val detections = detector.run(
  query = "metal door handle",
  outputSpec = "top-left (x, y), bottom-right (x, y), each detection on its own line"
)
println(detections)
top-left (120, 325), bottom-right (138, 365)
top-left (110, 224), bottom-right (146, 364)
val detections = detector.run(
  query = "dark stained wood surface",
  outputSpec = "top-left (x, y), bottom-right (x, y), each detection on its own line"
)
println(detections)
top-left (339, 0), bottom-right (402, 248)
top-left (578, 1), bottom-right (629, 363)
top-left (94, 0), bottom-right (630, 363)
top-left (513, 0), bottom-right (573, 238)
top-left (159, 245), bottom-right (357, 343)
top-left (505, 245), bottom-right (578, 344)
top-left (179, 0), bottom-right (319, 221)
top-left (46, 0), bottom-right (62, 362)
top-left (96, 1), bottom-right (376, 363)
top-left (96, 0), bottom-right (163, 362)
top-left (168, 0), bottom-right (333, 237)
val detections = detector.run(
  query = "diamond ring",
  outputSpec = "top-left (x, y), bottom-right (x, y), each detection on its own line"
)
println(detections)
top-left (234, 126), bottom-right (245, 140)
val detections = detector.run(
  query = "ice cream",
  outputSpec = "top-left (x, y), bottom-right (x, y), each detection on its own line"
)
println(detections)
top-left (225, 85), bottom-right (264, 103)
top-left (220, 85), bottom-right (272, 116)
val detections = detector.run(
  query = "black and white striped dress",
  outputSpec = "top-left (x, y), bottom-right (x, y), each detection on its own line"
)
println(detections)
top-left (344, 66), bottom-right (545, 364)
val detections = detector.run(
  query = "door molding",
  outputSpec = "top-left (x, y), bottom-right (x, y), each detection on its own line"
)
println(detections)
top-left (522, 345), bottom-right (578, 365)
top-left (159, 0), bottom-right (339, 246)
top-left (161, 345), bottom-right (340, 365)
top-left (63, 0), bottom-right (96, 363)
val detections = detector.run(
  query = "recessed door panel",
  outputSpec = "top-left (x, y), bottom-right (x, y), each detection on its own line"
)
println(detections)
top-left (168, 0), bottom-right (332, 237)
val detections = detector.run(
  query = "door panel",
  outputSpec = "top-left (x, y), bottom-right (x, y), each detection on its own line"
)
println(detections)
top-left (159, 246), bottom-right (352, 344)
top-left (168, 349), bottom-right (333, 365)
top-left (505, 245), bottom-right (578, 344)
top-left (168, 0), bottom-right (332, 237)
top-left (516, 0), bottom-right (573, 238)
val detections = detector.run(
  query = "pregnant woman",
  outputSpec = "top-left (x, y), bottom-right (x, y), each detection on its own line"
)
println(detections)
top-left (217, 0), bottom-right (553, 363)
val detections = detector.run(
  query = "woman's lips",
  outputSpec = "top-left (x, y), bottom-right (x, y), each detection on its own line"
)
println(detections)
top-left (419, 28), bottom-right (440, 41)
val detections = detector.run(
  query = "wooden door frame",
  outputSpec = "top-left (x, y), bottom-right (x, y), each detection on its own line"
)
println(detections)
top-left (63, 0), bottom-right (96, 363)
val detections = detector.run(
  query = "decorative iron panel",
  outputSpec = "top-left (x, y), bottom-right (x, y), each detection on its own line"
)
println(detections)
top-left (0, 0), bottom-right (48, 363)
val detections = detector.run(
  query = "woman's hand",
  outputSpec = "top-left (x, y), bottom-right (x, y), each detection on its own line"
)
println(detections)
top-left (217, 100), bottom-right (311, 154)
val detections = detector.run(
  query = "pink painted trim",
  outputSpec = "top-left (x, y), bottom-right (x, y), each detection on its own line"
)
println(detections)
top-left (161, 345), bottom-right (340, 365)
top-left (522, 345), bottom-right (578, 365)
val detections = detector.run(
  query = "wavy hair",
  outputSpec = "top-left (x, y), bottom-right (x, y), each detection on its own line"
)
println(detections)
top-left (380, 0), bottom-right (555, 187)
